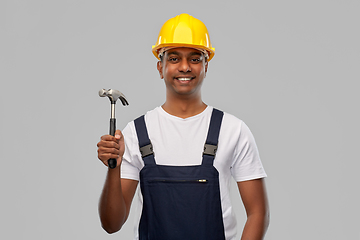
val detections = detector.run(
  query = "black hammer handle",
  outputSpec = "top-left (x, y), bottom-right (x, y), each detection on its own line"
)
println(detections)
top-left (108, 118), bottom-right (117, 169)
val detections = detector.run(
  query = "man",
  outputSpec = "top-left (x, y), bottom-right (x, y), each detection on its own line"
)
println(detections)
top-left (97, 13), bottom-right (269, 240)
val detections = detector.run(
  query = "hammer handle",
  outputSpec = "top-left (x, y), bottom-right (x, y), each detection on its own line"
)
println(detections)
top-left (108, 118), bottom-right (117, 169)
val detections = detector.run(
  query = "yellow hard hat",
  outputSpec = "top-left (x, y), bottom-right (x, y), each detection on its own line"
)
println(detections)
top-left (152, 13), bottom-right (215, 61)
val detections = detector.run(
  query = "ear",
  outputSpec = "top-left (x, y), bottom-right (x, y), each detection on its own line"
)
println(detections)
top-left (204, 61), bottom-right (208, 75)
top-left (157, 61), bottom-right (164, 79)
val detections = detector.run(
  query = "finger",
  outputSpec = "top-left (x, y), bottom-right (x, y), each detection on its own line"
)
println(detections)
top-left (100, 134), bottom-right (117, 141)
top-left (98, 152), bottom-right (120, 162)
top-left (98, 150), bottom-right (120, 160)
top-left (98, 148), bottom-right (120, 156)
top-left (97, 140), bottom-right (120, 149)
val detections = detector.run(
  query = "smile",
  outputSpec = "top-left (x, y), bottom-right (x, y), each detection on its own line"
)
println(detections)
top-left (176, 77), bottom-right (193, 81)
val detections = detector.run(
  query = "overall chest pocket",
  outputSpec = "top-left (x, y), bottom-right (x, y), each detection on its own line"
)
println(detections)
top-left (146, 177), bottom-right (211, 216)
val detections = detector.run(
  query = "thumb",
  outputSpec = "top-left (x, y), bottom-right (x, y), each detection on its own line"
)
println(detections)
top-left (115, 130), bottom-right (125, 164)
top-left (114, 129), bottom-right (122, 141)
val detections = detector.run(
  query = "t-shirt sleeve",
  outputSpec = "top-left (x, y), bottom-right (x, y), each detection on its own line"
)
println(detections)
top-left (230, 121), bottom-right (267, 182)
top-left (120, 121), bottom-right (143, 181)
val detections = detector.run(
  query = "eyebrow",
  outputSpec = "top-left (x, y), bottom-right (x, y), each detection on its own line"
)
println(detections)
top-left (166, 51), bottom-right (202, 57)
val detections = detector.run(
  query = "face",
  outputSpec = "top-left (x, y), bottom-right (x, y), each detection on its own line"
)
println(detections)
top-left (157, 47), bottom-right (208, 98)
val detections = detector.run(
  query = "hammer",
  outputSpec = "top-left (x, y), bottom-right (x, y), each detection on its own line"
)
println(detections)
top-left (99, 89), bottom-right (129, 169)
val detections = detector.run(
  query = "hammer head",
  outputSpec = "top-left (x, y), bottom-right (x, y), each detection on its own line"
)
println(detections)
top-left (99, 89), bottom-right (129, 106)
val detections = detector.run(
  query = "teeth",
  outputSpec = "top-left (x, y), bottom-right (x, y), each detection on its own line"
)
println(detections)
top-left (177, 78), bottom-right (192, 81)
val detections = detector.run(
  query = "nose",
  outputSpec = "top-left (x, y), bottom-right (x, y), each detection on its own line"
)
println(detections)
top-left (178, 59), bottom-right (191, 72)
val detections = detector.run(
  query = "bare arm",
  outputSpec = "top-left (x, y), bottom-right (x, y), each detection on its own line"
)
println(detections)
top-left (238, 178), bottom-right (270, 240)
top-left (97, 130), bottom-right (139, 233)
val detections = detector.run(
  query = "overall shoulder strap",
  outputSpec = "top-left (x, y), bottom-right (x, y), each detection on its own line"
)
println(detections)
top-left (202, 108), bottom-right (224, 166)
top-left (134, 115), bottom-right (156, 165)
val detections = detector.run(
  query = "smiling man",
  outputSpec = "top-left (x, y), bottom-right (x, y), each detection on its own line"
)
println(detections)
top-left (97, 13), bottom-right (269, 240)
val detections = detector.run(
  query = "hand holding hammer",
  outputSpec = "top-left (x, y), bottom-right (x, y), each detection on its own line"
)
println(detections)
top-left (98, 89), bottom-right (129, 169)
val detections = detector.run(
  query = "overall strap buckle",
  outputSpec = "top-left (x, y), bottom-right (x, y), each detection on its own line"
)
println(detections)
top-left (203, 144), bottom-right (217, 156)
top-left (140, 144), bottom-right (154, 158)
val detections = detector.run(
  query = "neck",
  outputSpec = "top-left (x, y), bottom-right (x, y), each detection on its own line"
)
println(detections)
top-left (162, 95), bottom-right (207, 119)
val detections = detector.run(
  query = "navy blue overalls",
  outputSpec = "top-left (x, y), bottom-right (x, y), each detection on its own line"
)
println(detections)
top-left (134, 108), bottom-right (225, 240)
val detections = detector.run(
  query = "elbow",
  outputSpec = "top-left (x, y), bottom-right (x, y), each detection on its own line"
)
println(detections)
top-left (100, 216), bottom-right (125, 234)
top-left (104, 228), bottom-right (119, 235)
top-left (102, 223), bottom-right (121, 234)
top-left (99, 209), bottom-right (127, 234)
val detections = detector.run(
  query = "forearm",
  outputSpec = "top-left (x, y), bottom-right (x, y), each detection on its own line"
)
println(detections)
top-left (241, 212), bottom-right (270, 240)
top-left (98, 166), bottom-right (127, 234)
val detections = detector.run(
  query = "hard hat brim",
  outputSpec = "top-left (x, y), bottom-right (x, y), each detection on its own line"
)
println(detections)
top-left (152, 43), bottom-right (215, 61)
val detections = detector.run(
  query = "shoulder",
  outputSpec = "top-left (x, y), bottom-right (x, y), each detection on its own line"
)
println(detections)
top-left (123, 107), bottom-right (162, 132)
top-left (222, 111), bottom-right (244, 126)
top-left (216, 109), bottom-right (245, 133)
top-left (142, 106), bottom-right (163, 123)
top-left (214, 108), bottom-right (256, 142)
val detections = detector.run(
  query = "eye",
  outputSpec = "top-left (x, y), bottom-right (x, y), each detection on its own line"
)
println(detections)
top-left (190, 58), bottom-right (201, 63)
top-left (168, 57), bottom-right (179, 62)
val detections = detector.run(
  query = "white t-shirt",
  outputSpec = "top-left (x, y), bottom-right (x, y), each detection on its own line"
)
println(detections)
top-left (121, 106), bottom-right (267, 240)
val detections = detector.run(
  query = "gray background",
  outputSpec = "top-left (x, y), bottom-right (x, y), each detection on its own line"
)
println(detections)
top-left (1, 0), bottom-right (359, 239)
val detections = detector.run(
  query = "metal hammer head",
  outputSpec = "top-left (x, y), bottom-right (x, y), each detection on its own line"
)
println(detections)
top-left (99, 89), bottom-right (129, 106)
